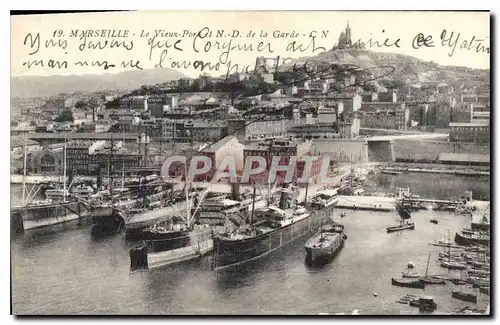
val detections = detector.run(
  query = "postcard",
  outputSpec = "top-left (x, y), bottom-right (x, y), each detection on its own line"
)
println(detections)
top-left (10, 11), bottom-right (490, 316)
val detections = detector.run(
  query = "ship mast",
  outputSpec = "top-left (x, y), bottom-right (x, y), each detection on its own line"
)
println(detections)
top-left (121, 132), bottom-right (125, 189)
top-left (21, 134), bottom-right (27, 205)
top-left (63, 132), bottom-right (67, 202)
top-left (250, 182), bottom-right (256, 225)
top-left (108, 136), bottom-right (114, 201)
top-left (184, 164), bottom-right (191, 227)
top-left (304, 180), bottom-right (309, 206)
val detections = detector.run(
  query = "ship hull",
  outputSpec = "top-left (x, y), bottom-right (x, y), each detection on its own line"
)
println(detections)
top-left (386, 222), bottom-right (415, 233)
top-left (471, 222), bottom-right (489, 231)
top-left (391, 278), bottom-right (425, 289)
top-left (454, 232), bottom-right (490, 247)
top-left (130, 226), bottom-right (214, 270)
top-left (124, 201), bottom-right (188, 240)
top-left (11, 201), bottom-right (90, 233)
top-left (91, 192), bottom-right (180, 238)
top-left (305, 238), bottom-right (344, 266)
top-left (91, 189), bottom-right (171, 218)
top-left (213, 205), bottom-right (335, 270)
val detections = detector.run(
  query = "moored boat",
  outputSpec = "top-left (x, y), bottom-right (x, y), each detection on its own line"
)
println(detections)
top-left (409, 296), bottom-right (438, 312)
top-left (310, 188), bottom-right (339, 210)
top-left (11, 199), bottom-right (90, 232)
top-left (479, 286), bottom-right (490, 295)
top-left (213, 184), bottom-right (334, 271)
top-left (454, 230), bottom-right (490, 247)
top-left (452, 291), bottom-right (478, 303)
top-left (471, 207), bottom-right (490, 231)
top-left (419, 254), bottom-right (446, 285)
top-left (387, 221), bottom-right (415, 233)
top-left (130, 224), bottom-right (216, 270)
top-left (304, 222), bottom-right (347, 265)
top-left (420, 277), bottom-right (446, 285)
top-left (440, 260), bottom-right (467, 270)
top-left (129, 186), bottom-right (217, 270)
top-left (391, 278), bottom-right (425, 289)
top-left (11, 134), bottom-right (90, 233)
top-left (387, 201), bottom-right (415, 233)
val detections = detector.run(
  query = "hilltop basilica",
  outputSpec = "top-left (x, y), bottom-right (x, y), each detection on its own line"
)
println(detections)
top-left (332, 22), bottom-right (361, 50)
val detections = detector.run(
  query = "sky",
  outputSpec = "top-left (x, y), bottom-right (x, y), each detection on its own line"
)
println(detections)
top-left (11, 11), bottom-right (490, 78)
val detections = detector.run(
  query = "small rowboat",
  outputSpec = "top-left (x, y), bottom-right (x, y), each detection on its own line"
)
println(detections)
top-left (391, 278), bottom-right (425, 289)
top-left (452, 291), bottom-right (478, 303)
top-left (440, 260), bottom-right (467, 270)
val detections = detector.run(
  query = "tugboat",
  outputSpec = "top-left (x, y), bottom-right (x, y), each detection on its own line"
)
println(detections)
top-left (387, 202), bottom-right (415, 233)
top-left (304, 222), bottom-right (347, 265)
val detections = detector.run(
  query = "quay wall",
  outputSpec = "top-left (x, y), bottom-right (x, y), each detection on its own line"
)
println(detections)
top-left (312, 139), bottom-right (368, 163)
top-left (393, 139), bottom-right (490, 162)
top-left (367, 140), bottom-right (395, 162)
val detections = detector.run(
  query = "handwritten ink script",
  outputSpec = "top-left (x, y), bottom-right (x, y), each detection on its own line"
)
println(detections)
top-left (20, 27), bottom-right (490, 76)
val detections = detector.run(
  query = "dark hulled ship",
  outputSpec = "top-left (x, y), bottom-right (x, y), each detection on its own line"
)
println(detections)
top-left (387, 201), bottom-right (415, 233)
top-left (213, 184), bottom-right (332, 271)
top-left (129, 185), bottom-right (217, 270)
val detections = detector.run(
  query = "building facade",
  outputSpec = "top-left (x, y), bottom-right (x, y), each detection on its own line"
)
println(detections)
top-left (26, 145), bottom-right (64, 175)
top-left (327, 93), bottom-right (362, 114)
top-left (243, 140), bottom-right (323, 186)
top-left (449, 122), bottom-right (490, 143)
top-left (359, 103), bottom-right (410, 130)
top-left (227, 117), bottom-right (288, 141)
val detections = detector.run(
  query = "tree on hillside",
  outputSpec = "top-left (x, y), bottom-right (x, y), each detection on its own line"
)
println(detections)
top-left (75, 100), bottom-right (87, 110)
top-left (54, 110), bottom-right (74, 123)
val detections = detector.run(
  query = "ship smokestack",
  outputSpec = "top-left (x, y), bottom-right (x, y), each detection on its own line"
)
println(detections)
top-left (279, 183), bottom-right (290, 210)
top-left (231, 178), bottom-right (241, 201)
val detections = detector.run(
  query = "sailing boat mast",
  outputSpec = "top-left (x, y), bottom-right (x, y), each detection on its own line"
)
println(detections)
top-left (22, 135), bottom-right (27, 205)
top-left (63, 132), bottom-right (67, 202)
top-left (425, 253), bottom-right (431, 278)
top-left (184, 164), bottom-right (191, 227)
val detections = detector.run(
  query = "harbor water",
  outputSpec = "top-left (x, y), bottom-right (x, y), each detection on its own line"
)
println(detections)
top-left (11, 172), bottom-right (490, 315)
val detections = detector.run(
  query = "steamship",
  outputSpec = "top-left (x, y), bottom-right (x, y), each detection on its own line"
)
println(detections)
top-left (213, 184), bottom-right (335, 271)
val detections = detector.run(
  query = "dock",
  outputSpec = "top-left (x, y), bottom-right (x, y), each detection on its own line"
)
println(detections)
top-left (380, 167), bottom-right (490, 177)
top-left (336, 196), bottom-right (396, 211)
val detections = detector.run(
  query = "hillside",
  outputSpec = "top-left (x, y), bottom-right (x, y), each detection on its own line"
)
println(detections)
top-left (284, 49), bottom-right (490, 90)
top-left (11, 68), bottom-right (187, 99)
